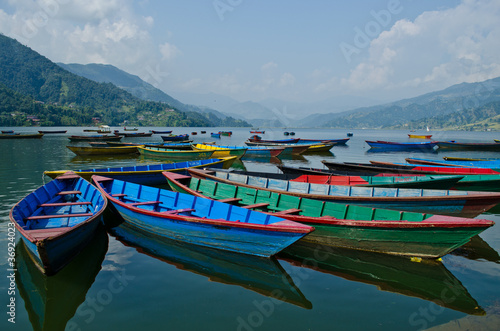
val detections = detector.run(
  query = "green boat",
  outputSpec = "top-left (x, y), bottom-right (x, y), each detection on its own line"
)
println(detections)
top-left (163, 172), bottom-right (494, 259)
top-left (138, 146), bottom-right (214, 160)
top-left (418, 174), bottom-right (500, 192)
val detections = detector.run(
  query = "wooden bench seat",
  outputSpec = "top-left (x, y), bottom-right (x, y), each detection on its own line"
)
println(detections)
top-left (25, 213), bottom-right (94, 220)
top-left (218, 198), bottom-right (242, 203)
top-left (57, 190), bottom-right (81, 196)
top-left (242, 203), bottom-right (270, 209)
top-left (39, 201), bottom-right (92, 207)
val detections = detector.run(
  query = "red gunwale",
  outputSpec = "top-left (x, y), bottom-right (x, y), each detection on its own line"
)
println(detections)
top-left (92, 175), bottom-right (313, 234)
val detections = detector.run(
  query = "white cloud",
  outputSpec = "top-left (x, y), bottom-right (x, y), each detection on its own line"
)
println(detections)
top-left (279, 72), bottom-right (295, 87)
top-left (340, 0), bottom-right (500, 97)
top-left (159, 42), bottom-right (181, 61)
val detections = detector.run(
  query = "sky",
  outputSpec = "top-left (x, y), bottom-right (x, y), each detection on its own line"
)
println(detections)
top-left (1, 0), bottom-right (500, 106)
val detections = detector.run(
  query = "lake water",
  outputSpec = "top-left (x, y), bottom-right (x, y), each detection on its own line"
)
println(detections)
top-left (1, 127), bottom-right (499, 331)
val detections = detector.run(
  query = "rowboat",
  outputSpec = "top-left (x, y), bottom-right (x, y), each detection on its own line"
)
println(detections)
top-left (301, 142), bottom-right (336, 153)
top-left (192, 143), bottom-right (247, 159)
top-left (277, 164), bottom-right (500, 192)
top-left (248, 136), bottom-right (300, 144)
top-left (124, 127), bottom-right (138, 131)
top-left (0, 133), bottom-right (44, 139)
top-left (138, 146), bottom-right (215, 160)
top-left (250, 131), bottom-right (265, 134)
top-left (16, 228), bottom-right (108, 331)
top-left (109, 223), bottom-right (311, 308)
top-left (322, 160), bottom-right (500, 175)
top-left (495, 139), bottom-right (500, 143)
top-left (149, 142), bottom-right (193, 150)
top-left (38, 130), bottom-right (67, 134)
top-left (298, 138), bottom-right (350, 145)
top-left (161, 134), bottom-right (190, 141)
top-left (187, 168), bottom-right (500, 217)
top-left (405, 157), bottom-right (500, 169)
top-left (68, 134), bottom-right (122, 142)
top-left (408, 134), bottom-right (432, 139)
top-left (197, 143), bottom-right (284, 157)
top-left (436, 141), bottom-right (500, 151)
top-left (266, 166), bottom-right (464, 189)
top-left (366, 140), bottom-right (438, 151)
top-left (150, 130), bottom-right (172, 134)
top-left (116, 132), bottom-right (153, 137)
top-left (211, 133), bottom-right (221, 138)
top-left (347, 132), bottom-right (354, 137)
top-left (219, 131), bottom-right (232, 136)
top-left (1, 130), bottom-right (14, 133)
top-left (164, 171), bottom-right (494, 258)
top-left (66, 145), bottom-right (140, 156)
top-left (279, 242), bottom-right (484, 315)
top-left (244, 141), bottom-right (309, 155)
top-left (92, 176), bottom-right (313, 257)
top-left (44, 157), bottom-right (237, 185)
top-left (9, 172), bottom-right (107, 275)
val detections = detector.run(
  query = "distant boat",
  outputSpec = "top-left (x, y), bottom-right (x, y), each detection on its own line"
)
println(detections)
top-left (119, 132), bottom-right (153, 138)
top-left (150, 130), bottom-right (172, 134)
top-left (124, 127), bottom-right (138, 131)
top-left (284, 131), bottom-right (290, 136)
top-left (66, 145), bottom-right (140, 156)
top-left (211, 132), bottom-right (221, 138)
top-left (298, 138), bottom-right (349, 145)
top-left (366, 140), bottom-right (438, 151)
top-left (191, 132), bottom-right (197, 135)
top-left (161, 134), bottom-right (190, 142)
top-left (38, 130), bottom-right (67, 134)
top-left (200, 131), bottom-right (206, 134)
top-left (436, 141), bottom-right (500, 151)
top-left (0, 133), bottom-right (44, 139)
top-left (1, 130), bottom-right (14, 134)
top-left (250, 130), bottom-right (265, 134)
top-left (68, 135), bottom-right (122, 142)
top-left (219, 131), bottom-right (232, 136)
top-left (408, 134), bottom-right (432, 139)
top-left (347, 132), bottom-right (354, 137)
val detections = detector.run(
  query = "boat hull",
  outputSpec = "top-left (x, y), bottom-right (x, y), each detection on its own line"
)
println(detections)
top-left (93, 176), bottom-right (313, 257)
top-left (9, 173), bottom-right (107, 275)
top-left (44, 157), bottom-right (237, 185)
top-left (164, 172), bottom-right (494, 259)
top-left (138, 146), bottom-right (215, 160)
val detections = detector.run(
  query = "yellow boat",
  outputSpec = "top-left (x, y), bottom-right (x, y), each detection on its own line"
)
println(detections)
top-left (192, 143), bottom-right (247, 159)
top-left (408, 134), bottom-right (432, 139)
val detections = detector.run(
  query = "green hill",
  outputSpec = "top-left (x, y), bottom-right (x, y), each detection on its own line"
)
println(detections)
top-left (0, 33), bottom-right (225, 127)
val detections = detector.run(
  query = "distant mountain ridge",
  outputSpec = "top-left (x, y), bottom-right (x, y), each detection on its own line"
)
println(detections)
top-left (0, 33), bottom-right (215, 126)
top-left (58, 63), bottom-right (250, 127)
top-left (299, 77), bottom-right (500, 129)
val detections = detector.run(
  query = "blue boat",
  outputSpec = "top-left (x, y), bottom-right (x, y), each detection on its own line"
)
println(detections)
top-left (43, 157), bottom-right (238, 185)
top-left (366, 140), bottom-right (438, 151)
top-left (92, 175), bottom-right (313, 257)
top-left (207, 144), bottom-right (285, 157)
top-left (211, 132), bottom-right (221, 138)
top-left (9, 172), bottom-right (108, 275)
top-left (161, 134), bottom-right (190, 141)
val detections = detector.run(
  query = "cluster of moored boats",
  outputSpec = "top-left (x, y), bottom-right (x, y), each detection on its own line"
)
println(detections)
top-left (8, 131), bottom-right (500, 278)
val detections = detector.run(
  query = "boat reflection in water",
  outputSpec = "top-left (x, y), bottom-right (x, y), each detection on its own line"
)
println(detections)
top-left (279, 242), bottom-right (485, 315)
top-left (108, 222), bottom-right (312, 309)
top-left (450, 235), bottom-right (500, 264)
top-left (16, 227), bottom-right (109, 331)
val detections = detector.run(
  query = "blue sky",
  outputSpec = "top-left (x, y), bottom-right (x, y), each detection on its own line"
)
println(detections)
top-left (1, 0), bottom-right (499, 106)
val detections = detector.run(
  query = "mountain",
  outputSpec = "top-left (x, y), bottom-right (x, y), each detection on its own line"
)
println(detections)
top-left (58, 63), bottom-right (250, 127)
top-left (0, 34), bottom-right (216, 126)
top-left (300, 77), bottom-right (500, 129)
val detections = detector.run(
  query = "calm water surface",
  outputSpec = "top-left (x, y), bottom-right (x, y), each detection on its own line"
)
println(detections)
top-left (1, 127), bottom-right (499, 331)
